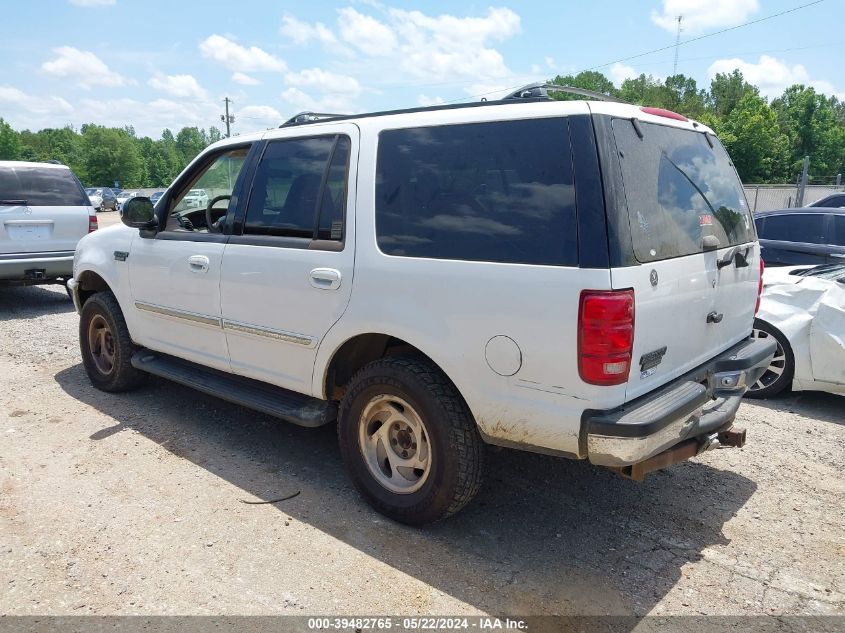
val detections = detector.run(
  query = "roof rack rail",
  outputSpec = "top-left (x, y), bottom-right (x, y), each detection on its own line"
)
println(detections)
top-left (502, 82), bottom-right (625, 103)
top-left (281, 111), bottom-right (345, 127)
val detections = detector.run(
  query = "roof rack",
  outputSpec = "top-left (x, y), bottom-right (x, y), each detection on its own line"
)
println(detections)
top-left (281, 111), bottom-right (345, 127)
top-left (502, 82), bottom-right (625, 103)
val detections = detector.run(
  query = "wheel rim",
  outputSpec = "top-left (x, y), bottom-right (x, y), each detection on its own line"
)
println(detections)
top-left (87, 314), bottom-right (116, 375)
top-left (358, 395), bottom-right (432, 494)
top-left (750, 328), bottom-right (787, 391)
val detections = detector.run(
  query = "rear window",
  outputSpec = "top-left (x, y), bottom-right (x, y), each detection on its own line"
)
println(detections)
top-left (0, 165), bottom-right (88, 206)
top-left (375, 118), bottom-right (578, 266)
top-left (612, 120), bottom-right (755, 263)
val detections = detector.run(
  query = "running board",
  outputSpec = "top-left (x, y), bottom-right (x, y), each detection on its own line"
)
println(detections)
top-left (131, 351), bottom-right (336, 428)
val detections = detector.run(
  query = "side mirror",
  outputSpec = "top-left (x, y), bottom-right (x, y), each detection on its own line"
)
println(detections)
top-left (121, 197), bottom-right (157, 230)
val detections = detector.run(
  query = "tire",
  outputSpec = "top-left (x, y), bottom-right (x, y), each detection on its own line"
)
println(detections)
top-left (338, 356), bottom-right (484, 525)
top-left (79, 291), bottom-right (146, 392)
top-left (746, 319), bottom-right (794, 399)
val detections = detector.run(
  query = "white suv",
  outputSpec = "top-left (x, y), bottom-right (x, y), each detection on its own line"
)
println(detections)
top-left (1, 161), bottom-right (97, 288)
top-left (69, 90), bottom-right (775, 524)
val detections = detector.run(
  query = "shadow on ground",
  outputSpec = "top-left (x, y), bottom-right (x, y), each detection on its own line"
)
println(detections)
top-left (0, 285), bottom-right (74, 319)
top-left (746, 390), bottom-right (843, 426)
top-left (56, 363), bottom-right (756, 618)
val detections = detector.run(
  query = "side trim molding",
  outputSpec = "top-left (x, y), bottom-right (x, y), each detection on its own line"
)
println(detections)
top-left (222, 319), bottom-right (315, 347)
top-left (134, 301), bottom-right (222, 328)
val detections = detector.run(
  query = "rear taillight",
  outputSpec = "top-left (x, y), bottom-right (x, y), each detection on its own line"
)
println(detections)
top-left (88, 214), bottom-right (98, 233)
top-left (578, 289), bottom-right (635, 386)
top-left (755, 257), bottom-right (764, 313)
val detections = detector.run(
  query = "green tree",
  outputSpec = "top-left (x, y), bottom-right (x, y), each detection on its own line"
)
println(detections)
top-left (663, 74), bottom-right (707, 118)
top-left (80, 125), bottom-right (143, 187)
top-left (175, 127), bottom-right (206, 169)
top-left (716, 94), bottom-right (789, 182)
top-left (708, 70), bottom-right (759, 118)
top-left (549, 71), bottom-right (619, 100)
top-left (618, 73), bottom-right (669, 107)
top-left (0, 118), bottom-right (21, 160)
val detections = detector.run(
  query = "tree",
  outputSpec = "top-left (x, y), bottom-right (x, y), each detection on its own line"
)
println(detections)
top-left (0, 118), bottom-right (21, 160)
top-left (618, 73), bottom-right (668, 107)
top-left (663, 74), bottom-right (707, 118)
top-left (80, 125), bottom-right (143, 187)
top-left (175, 127), bottom-right (207, 169)
top-left (709, 70), bottom-right (759, 118)
top-left (549, 71), bottom-right (619, 100)
top-left (716, 94), bottom-right (789, 182)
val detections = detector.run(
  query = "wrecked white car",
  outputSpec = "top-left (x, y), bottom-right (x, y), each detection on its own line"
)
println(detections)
top-left (748, 263), bottom-right (845, 398)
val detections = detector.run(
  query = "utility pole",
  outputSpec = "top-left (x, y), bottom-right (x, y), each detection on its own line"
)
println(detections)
top-left (796, 155), bottom-right (810, 207)
top-left (221, 98), bottom-right (235, 138)
top-left (672, 15), bottom-right (683, 76)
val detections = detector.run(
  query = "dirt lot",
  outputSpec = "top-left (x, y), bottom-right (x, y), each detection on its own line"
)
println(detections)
top-left (0, 231), bottom-right (843, 617)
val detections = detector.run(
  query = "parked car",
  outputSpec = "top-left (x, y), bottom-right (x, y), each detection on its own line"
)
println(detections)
top-left (1, 161), bottom-right (97, 288)
top-left (754, 207), bottom-right (845, 266)
top-left (150, 191), bottom-right (165, 206)
top-left (69, 92), bottom-right (774, 524)
top-left (180, 188), bottom-right (209, 210)
top-left (85, 187), bottom-right (118, 211)
top-left (115, 190), bottom-right (139, 212)
top-left (748, 263), bottom-right (845, 398)
top-left (808, 192), bottom-right (845, 208)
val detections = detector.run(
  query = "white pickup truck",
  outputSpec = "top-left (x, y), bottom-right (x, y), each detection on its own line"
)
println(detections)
top-left (1, 161), bottom-right (96, 288)
top-left (69, 88), bottom-right (775, 524)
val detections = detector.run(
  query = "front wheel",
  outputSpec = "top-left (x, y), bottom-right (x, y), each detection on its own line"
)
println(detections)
top-left (746, 319), bottom-right (794, 399)
top-left (79, 292), bottom-right (146, 392)
top-left (338, 356), bottom-right (484, 525)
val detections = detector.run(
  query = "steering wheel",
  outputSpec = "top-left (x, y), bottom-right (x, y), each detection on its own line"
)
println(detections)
top-left (206, 195), bottom-right (232, 233)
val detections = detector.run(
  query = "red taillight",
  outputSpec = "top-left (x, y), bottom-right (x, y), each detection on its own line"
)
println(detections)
top-left (755, 257), bottom-right (764, 314)
top-left (578, 289), bottom-right (635, 386)
top-left (640, 106), bottom-right (688, 122)
top-left (88, 214), bottom-right (98, 233)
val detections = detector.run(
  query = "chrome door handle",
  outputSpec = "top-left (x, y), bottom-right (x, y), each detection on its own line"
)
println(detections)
top-left (309, 268), bottom-right (341, 290)
top-left (188, 254), bottom-right (210, 273)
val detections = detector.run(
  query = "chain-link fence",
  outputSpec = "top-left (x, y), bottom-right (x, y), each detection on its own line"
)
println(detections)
top-left (743, 184), bottom-right (845, 213)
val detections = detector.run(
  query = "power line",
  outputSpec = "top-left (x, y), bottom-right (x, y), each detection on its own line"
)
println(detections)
top-left (442, 0), bottom-right (827, 104)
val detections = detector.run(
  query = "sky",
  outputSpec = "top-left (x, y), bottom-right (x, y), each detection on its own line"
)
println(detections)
top-left (1, 0), bottom-right (842, 138)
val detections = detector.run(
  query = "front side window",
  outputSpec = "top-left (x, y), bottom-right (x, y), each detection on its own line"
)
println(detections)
top-left (762, 214), bottom-right (826, 244)
top-left (375, 118), bottom-right (578, 266)
top-left (243, 135), bottom-right (350, 240)
top-left (166, 147), bottom-right (249, 232)
top-left (613, 120), bottom-right (755, 263)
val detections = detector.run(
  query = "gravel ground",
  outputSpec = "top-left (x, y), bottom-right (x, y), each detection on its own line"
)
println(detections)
top-left (0, 272), bottom-right (843, 617)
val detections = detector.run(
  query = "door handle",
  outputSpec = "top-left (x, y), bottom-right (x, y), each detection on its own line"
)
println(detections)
top-left (309, 268), bottom-right (341, 290)
top-left (188, 254), bottom-right (210, 273)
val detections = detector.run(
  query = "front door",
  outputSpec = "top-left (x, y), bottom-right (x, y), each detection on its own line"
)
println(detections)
top-left (220, 125), bottom-right (358, 394)
top-left (128, 145), bottom-right (251, 371)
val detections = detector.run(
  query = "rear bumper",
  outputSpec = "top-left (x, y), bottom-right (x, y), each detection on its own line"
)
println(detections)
top-left (583, 337), bottom-right (777, 468)
top-left (0, 251), bottom-right (74, 281)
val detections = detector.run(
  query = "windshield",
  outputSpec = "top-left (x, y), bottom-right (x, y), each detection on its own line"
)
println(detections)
top-left (613, 120), bottom-right (755, 263)
top-left (0, 165), bottom-right (88, 206)
top-left (794, 263), bottom-right (845, 282)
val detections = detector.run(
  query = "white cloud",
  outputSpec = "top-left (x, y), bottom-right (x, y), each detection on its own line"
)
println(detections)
top-left (708, 55), bottom-right (845, 100)
top-left (148, 73), bottom-right (208, 100)
top-left (337, 8), bottom-right (398, 57)
top-left (77, 97), bottom-right (219, 136)
top-left (199, 34), bottom-right (286, 73)
top-left (238, 105), bottom-right (283, 132)
top-left (69, 0), bottom-right (115, 5)
top-left (0, 86), bottom-right (73, 123)
top-left (232, 72), bottom-right (260, 86)
top-left (280, 15), bottom-right (337, 46)
top-left (651, 0), bottom-right (758, 34)
top-left (418, 94), bottom-right (445, 107)
top-left (609, 62), bottom-right (638, 86)
top-left (285, 68), bottom-right (361, 96)
top-left (281, 88), bottom-right (355, 114)
top-left (41, 46), bottom-right (129, 88)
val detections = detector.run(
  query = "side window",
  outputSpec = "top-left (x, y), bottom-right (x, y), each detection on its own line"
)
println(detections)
top-left (764, 214), bottom-right (825, 244)
top-left (832, 215), bottom-right (845, 246)
top-left (830, 195), bottom-right (845, 208)
top-left (375, 118), bottom-right (578, 266)
top-left (166, 147), bottom-right (249, 232)
top-left (243, 135), bottom-right (349, 240)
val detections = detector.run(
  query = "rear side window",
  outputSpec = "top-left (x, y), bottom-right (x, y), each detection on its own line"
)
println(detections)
top-left (613, 120), bottom-right (755, 263)
top-left (0, 165), bottom-right (88, 206)
top-left (375, 118), bottom-right (578, 266)
top-left (761, 214), bottom-right (826, 244)
top-left (833, 215), bottom-right (845, 246)
top-left (244, 135), bottom-right (349, 240)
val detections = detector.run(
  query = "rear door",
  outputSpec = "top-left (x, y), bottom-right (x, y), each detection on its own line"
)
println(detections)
top-left (219, 125), bottom-right (358, 394)
top-left (0, 164), bottom-right (89, 255)
top-left (608, 118), bottom-right (760, 401)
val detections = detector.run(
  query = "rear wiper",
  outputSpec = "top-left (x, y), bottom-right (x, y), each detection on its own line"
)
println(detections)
top-left (0, 199), bottom-right (27, 206)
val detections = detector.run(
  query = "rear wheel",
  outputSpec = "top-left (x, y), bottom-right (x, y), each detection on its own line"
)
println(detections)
top-left (747, 319), bottom-right (794, 399)
top-left (79, 292), bottom-right (145, 392)
top-left (338, 356), bottom-right (484, 525)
